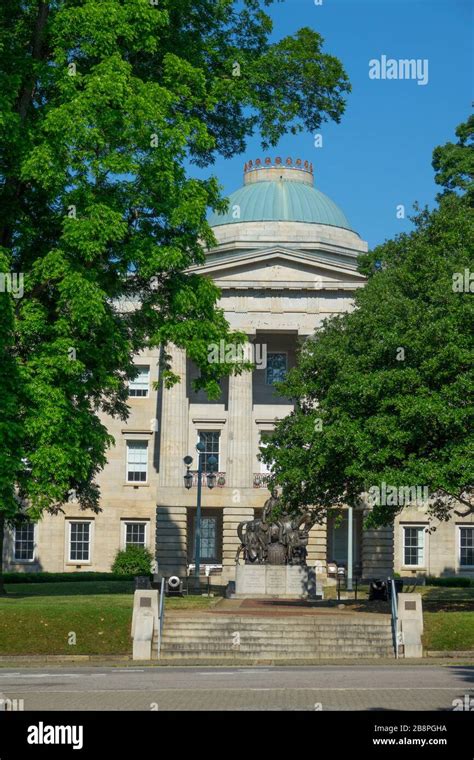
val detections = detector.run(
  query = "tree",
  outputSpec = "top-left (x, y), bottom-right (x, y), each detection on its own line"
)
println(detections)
top-left (432, 115), bottom-right (474, 203)
top-left (262, 118), bottom-right (474, 527)
top-left (0, 0), bottom-right (351, 592)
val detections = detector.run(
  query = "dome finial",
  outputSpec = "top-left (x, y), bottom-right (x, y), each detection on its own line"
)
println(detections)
top-left (243, 157), bottom-right (314, 186)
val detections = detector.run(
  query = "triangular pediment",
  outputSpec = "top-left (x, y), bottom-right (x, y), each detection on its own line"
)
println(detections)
top-left (191, 247), bottom-right (366, 291)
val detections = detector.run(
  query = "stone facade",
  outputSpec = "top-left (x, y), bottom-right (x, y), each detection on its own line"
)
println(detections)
top-left (3, 161), bottom-right (473, 582)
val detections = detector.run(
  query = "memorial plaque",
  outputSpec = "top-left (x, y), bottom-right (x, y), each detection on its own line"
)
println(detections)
top-left (140, 597), bottom-right (152, 608)
top-left (286, 566), bottom-right (305, 596)
top-left (405, 601), bottom-right (416, 611)
top-left (266, 566), bottom-right (286, 595)
top-left (235, 564), bottom-right (266, 595)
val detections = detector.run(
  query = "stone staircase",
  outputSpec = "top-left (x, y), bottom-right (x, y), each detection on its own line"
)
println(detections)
top-left (154, 614), bottom-right (394, 661)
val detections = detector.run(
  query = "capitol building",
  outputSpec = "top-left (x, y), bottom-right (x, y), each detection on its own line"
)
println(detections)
top-left (4, 158), bottom-right (473, 582)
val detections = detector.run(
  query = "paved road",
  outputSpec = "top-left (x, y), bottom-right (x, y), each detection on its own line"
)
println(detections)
top-left (0, 665), bottom-right (473, 711)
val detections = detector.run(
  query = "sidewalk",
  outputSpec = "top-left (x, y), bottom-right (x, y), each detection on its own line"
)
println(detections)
top-left (0, 655), bottom-right (473, 668)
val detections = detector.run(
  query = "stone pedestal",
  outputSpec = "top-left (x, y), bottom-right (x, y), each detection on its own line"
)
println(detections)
top-left (131, 590), bottom-right (159, 661)
top-left (235, 564), bottom-right (319, 598)
top-left (397, 593), bottom-right (423, 657)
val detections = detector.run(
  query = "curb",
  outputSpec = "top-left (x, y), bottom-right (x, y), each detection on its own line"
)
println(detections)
top-left (426, 650), bottom-right (474, 658)
top-left (0, 653), bottom-right (473, 667)
top-left (0, 655), bottom-right (131, 663)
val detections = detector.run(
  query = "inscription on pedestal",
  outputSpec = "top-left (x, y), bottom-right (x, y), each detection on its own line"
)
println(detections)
top-left (235, 564), bottom-right (318, 597)
top-left (236, 564), bottom-right (266, 595)
top-left (266, 566), bottom-right (286, 595)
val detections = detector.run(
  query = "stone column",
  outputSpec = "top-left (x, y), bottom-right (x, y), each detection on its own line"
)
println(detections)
top-left (158, 345), bottom-right (188, 487)
top-left (361, 510), bottom-right (394, 579)
top-left (156, 506), bottom-right (188, 577)
top-left (222, 506), bottom-right (254, 583)
top-left (227, 367), bottom-right (253, 488)
top-left (307, 519), bottom-right (328, 578)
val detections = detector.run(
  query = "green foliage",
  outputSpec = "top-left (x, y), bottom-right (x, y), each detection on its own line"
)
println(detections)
top-left (263, 119), bottom-right (474, 526)
top-left (426, 576), bottom-right (472, 588)
top-left (432, 115), bottom-right (474, 203)
top-left (0, 0), bottom-right (350, 539)
top-left (3, 571), bottom-right (135, 584)
top-left (111, 545), bottom-right (153, 576)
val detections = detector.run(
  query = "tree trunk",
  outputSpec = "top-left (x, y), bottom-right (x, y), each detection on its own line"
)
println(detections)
top-left (0, 512), bottom-right (6, 596)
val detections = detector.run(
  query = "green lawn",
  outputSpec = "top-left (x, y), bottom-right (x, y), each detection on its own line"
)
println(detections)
top-left (1, 581), bottom-right (472, 656)
top-left (423, 612), bottom-right (474, 651)
top-left (0, 582), bottom-right (218, 656)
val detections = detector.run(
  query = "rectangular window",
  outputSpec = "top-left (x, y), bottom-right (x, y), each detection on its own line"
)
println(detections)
top-left (194, 517), bottom-right (217, 562)
top-left (403, 526), bottom-right (425, 566)
top-left (125, 522), bottom-right (146, 548)
top-left (460, 527), bottom-right (474, 567)
top-left (69, 522), bottom-right (91, 562)
top-left (198, 431), bottom-right (220, 472)
top-left (126, 440), bottom-right (148, 482)
top-left (265, 353), bottom-right (287, 385)
top-left (14, 523), bottom-right (35, 562)
top-left (128, 365), bottom-right (150, 397)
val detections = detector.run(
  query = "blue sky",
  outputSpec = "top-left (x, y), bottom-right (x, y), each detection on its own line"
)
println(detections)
top-left (194, 0), bottom-right (473, 249)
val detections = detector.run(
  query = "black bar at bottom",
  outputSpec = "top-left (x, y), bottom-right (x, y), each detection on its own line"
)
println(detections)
top-left (0, 710), bottom-right (471, 758)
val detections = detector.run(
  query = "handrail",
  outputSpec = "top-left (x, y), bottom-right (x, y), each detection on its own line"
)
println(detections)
top-left (390, 578), bottom-right (399, 659)
top-left (157, 576), bottom-right (165, 658)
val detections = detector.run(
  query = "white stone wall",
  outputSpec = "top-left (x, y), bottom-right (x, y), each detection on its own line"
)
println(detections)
top-left (394, 505), bottom-right (474, 578)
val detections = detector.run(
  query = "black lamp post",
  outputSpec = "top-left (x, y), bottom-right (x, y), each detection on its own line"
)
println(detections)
top-left (183, 443), bottom-right (218, 586)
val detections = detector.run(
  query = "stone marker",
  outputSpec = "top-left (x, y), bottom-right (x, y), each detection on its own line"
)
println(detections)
top-left (131, 589), bottom-right (159, 660)
top-left (397, 592), bottom-right (423, 657)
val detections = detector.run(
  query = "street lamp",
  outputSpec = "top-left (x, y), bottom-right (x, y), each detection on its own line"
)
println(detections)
top-left (183, 443), bottom-right (218, 587)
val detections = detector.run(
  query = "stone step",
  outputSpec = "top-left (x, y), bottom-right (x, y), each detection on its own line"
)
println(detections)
top-left (159, 648), bottom-right (393, 658)
top-left (160, 645), bottom-right (393, 655)
top-left (155, 613), bottom-right (394, 660)
top-left (164, 624), bottom-right (392, 638)
top-left (165, 615), bottom-right (390, 624)
top-left (160, 634), bottom-right (392, 644)
top-left (163, 619), bottom-right (391, 629)
top-left (157, 652), bottom-right (393, 665)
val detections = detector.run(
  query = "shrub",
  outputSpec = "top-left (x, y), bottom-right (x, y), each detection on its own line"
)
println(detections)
top-left (3, 572), bottom-right (136, 584)
top-left (111, 546), bottom-right (153, 576)
top-left (426, 576), bottom-right (472, 588)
